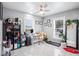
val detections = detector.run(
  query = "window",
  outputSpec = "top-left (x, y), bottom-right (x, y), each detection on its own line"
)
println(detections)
top-left (54, 19), bottom-right (65, 39)
top-left (55, 20), bottom-right (63, 28)
top-left (24, 20), bottom-right (33, 29)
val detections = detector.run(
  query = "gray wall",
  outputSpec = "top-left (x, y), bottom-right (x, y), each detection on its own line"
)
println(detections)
top-left (3, 7), bottom-right (43, 34)
top-left (43, 8), bottom-right (79, 43)
top-left (45, 8), bottom-right (79, 19)
top-left (3, 7), bottom-right (25, 19)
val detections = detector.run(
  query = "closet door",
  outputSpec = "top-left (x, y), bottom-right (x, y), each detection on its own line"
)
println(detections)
top-left (0, 2), bottom-right (3, 56)
top-left (66, 20), bottom-right (77, 48)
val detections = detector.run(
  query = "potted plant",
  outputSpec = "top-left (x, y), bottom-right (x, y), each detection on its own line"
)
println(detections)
top-left (66, 19), bottom-right (72, 26)
top-left (59, 30), bottom-right (67, 48)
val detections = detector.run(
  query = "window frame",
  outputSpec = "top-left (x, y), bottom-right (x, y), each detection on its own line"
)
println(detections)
top-left (53, 17), bottom-right (66, 39)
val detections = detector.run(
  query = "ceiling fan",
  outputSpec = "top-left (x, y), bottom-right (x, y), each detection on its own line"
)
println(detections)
top-left (34, 3), bottom-right (50, 15)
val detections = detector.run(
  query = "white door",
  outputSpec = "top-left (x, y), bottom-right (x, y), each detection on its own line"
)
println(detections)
top-left (67, 22), bottom-right (76, 48)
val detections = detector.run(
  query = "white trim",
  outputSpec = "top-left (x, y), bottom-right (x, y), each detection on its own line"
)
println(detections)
top-left (53, 16), bottom-right (66, 39)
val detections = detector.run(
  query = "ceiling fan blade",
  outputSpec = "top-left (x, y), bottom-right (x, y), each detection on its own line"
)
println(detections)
top-left (33, 11), bottom-right (39, 14)
top-left (44, 10), bottom-right (50, 11)
top-left (40, 5), bottom-right (43, 8)
top-left (44, 3), bottom-right (48, 8)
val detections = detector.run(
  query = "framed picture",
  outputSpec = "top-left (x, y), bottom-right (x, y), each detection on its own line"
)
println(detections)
top-left (47, 23), bottom-right (52, 27)
top-left (35, 20), bottom-right (43, 25)
top-left (47, 19), bottom-right (51, 23)
top-left (44, 23), bottom-right (48, 26)
top-left (35, 20), bottom-right (39, 25)
top-left (39, 21), bottom-right (43, 25)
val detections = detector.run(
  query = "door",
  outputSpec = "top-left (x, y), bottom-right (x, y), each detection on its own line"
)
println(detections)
top-left (66, 20), bottom-right (77, 48)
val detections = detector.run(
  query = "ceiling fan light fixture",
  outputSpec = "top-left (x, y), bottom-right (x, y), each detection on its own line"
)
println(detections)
top-left (39, 11), bottom-right (45, 15)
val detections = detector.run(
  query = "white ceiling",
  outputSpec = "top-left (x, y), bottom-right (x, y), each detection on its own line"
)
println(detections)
top-left (2, 2), bottom-right (79, 17)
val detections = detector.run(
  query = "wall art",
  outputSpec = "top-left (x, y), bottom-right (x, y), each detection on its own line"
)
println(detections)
top-left (35, 20), bottom-right (43, 25)
top-left (35, 20), bottom-right (39, 25)
top-left (47, 19), bottom-right (51, 23)
top-left (47, 23), bottom-right (52, 27)
top-left (39, 21), bottom-right (43, 25)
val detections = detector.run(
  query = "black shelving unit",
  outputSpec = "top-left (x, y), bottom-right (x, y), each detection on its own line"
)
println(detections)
top-left (13, 18), bottom-right (21, 50)
top-left (2, 17), bottom-right (29, 56)
top-left (3, 18), bottom-right (14, 50)
top-left (3, 18), bottom-right (22, 51)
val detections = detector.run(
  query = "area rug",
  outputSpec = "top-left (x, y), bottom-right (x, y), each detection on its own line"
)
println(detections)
top-left (64, 47), bottom-right (79, 54)
top-left (46, 41), bottom-right (61, 47)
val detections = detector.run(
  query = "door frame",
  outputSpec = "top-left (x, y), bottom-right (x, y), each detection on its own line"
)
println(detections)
top-left (66, 19), bottom-right (79, 50)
